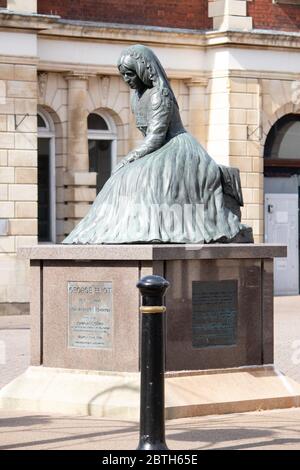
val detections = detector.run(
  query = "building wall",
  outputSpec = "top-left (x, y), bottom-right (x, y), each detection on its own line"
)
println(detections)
top-left (228, 75), bottom-right (263, 241)
top-left (2, 10), bottom-right (300, 309)
top-left (248, 0), bottom-right (300, 32)
top-left (62, 74), bottom-right (132, 238)
top-left (38, 0), bottom-right (212, 30)
top-left (204, 73), bottom-right (262, 242)
top-left (0, 60), bottom-right (37, 313)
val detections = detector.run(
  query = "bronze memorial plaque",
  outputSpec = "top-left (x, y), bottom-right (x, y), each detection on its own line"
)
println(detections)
top-left (68, 281), bottom-right (113, 349)
top-left (192, 280), bottom-right (237, 348)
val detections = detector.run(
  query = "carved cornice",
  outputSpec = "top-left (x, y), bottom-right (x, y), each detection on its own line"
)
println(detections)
top-left (0, 10), bottom-right (60, 32)
top-left (64, 72), bottom-right (96, 81)
top-left (185, 78), bottom-right (208, 88)
top-left (2, 10), bottom-right (300, 53)
top-left (37, 24), bottom-right (300, 52)
top-left (0, 54), bottom-right (38, 65)
top-left (38, 61), bottom-right (208, 81)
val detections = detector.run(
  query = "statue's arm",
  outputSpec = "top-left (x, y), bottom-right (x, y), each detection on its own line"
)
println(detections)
top-left (132, 90), bottom-right (172, 158)
top-left (113, 90), bottom-right (171, 173)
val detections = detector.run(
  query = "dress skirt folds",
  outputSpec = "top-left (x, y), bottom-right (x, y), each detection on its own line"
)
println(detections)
top-left (63, 132), bottom-right (244, 244)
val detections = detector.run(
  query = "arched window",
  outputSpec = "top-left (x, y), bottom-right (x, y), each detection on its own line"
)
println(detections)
top-left (38, 114), bottom-right (47, 129)
top-left (37, 109), bottom-right (56, 242)
top-left (264, 114), bottom-right (300, 296)
top-left (264, 114), bottom-right (300, 177)
top-left (88, 111), bottom-right (117, 194)
top-left (265, 114), bottom-right (300, 160)
top-left (88, 113), bottom-right (108, 131)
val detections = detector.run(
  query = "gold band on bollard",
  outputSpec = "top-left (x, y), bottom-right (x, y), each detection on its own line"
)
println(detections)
top-left (140, 306), bottom-right (166, 314)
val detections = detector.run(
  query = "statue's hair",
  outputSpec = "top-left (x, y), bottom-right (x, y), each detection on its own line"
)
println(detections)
top-left (118, 44), bottom-right (178, 107)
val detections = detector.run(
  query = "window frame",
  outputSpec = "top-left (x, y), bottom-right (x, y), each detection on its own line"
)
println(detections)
top-left (37, 108), bottom-right (56, 243)
top-left (87, 111), bottom-right (117, 170)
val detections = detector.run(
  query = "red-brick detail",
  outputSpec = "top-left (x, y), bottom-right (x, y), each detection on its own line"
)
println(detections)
top-left (0, 0), bottom-right (7, 8)
top-left (248, 0), bottom-right (300, 32)
top-left (38, 0), bottom-right (212, 30)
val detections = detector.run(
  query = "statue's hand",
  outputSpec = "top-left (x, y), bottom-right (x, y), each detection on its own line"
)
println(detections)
top-left (124, 151), bottom-right (137, 164)
top-left (112, 151), bottom-right (139, 174)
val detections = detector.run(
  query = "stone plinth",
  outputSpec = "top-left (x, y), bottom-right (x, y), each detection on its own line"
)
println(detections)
top-left (18, 243), bottom-right (286, 373)
top-left (1, 365), bottom-right (300, 420)
top-left (1, 243), bottom-right (296, 420)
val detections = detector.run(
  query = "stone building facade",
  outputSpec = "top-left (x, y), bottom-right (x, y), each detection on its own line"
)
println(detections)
top-left (1, 0), bottom-right (300, 312)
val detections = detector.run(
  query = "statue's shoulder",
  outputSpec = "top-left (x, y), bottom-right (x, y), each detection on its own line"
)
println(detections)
top-left (149, 87), bottom-right (172, 111)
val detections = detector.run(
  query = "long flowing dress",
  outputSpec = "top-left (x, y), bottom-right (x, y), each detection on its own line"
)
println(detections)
top-left (63, 86), bottom-right (249, 244)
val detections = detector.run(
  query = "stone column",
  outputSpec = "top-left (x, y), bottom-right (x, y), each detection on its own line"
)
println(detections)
top-left (186, 78), bottom-right (208, 148)
top-left (64, 73), bottom-right (96, 236)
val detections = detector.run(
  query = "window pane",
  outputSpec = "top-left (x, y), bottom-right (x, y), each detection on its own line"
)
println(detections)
top-left (88, 113), bottom-right (108, 131)
top-left (89, 140), bottom-right (112, 194)
top-left (265, 114), bottom-right (300, 159)
top-left (38, 138), bottom-right (51, 241)
top-left (38, 114), bottom-right (47, 128)
top-left (276, 121), bottom-right (300, 159)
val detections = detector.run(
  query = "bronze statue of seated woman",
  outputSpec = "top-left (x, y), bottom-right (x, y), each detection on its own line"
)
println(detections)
top-left (63, 44), bottom-right (253, 244)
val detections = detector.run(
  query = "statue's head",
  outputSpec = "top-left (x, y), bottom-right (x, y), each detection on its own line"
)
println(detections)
top-left (118, 44), bottom-right (178, 106)
top-left (118, 45), bottom-right (164, 90)
top-left (118, 56), bottom-right (150, 92)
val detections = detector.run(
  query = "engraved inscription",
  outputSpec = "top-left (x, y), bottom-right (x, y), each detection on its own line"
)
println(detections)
top-left (192, 280), bottom-right (237, 348)
top-left (68, 281), bottom-right (112, 349)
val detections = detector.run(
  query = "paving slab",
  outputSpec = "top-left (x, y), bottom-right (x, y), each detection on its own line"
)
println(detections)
top-left (1, 408), bottom-right (300, 450)
top-left (0, 297), bottom-right (300, 450)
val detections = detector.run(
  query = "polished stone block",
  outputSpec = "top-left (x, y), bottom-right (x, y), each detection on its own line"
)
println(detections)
top-left (165, 258), bottom-right (272, 370)
top-left (18, 244), bottom-right (286, 373)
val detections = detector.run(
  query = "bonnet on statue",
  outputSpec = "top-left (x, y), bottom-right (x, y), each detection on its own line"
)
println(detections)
top-left (117, 45), bottom-right (178, 105)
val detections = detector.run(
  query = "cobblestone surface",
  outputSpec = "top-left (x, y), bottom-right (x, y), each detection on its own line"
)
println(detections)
top-left (0, 296), bottom-right (299, 390)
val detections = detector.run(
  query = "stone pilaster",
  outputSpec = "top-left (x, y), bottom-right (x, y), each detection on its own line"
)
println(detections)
top-left (205, 72), bottom-right (263, 242)
top-left (65, 73), bottom-right (89, 172)
top-left (228, 76), bottom-right (263, 242)
top-left (185, 78), bottom-right (208, 147)
top-left (0, 60), bottom-right (38, 312)
top-left (206, 75), bottom-right (230, 166)
top-left (64, 73), bottom-right (96, 237)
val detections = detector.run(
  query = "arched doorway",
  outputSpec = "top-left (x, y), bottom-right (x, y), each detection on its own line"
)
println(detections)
top-left (87, 111), bottom-right (117, 194)
top-left (37, 109), bottom-right (56, 242)
top-left (264, 114), bottom-right (300, 295)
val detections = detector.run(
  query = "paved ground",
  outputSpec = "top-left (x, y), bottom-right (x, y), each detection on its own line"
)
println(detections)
top-left (0, 316), bottom-right (30, 389)
top-left (0, 296), bottom-right (300, 450)
top-left (1, 408), bottom-right (300, 450)
top-left (274, 296), bottom-right (300, 383)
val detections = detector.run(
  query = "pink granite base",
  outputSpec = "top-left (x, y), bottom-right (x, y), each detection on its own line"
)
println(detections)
top-left (19, 244), bottom-right (286, 373)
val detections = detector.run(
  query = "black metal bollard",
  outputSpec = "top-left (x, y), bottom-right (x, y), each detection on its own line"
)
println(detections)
top-left (136, 274), bottom-right (170, 451)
